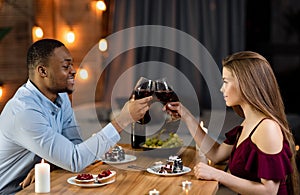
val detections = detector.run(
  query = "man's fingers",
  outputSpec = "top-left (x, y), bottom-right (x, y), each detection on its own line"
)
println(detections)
top-left (19, 168), bottom-right (35, 189)
top-left (130, 94), bottom-right (135, 101)
top-left (19, 177), bottom-right (30, 188)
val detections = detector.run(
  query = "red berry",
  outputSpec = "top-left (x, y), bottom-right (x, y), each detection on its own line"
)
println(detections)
top-left (76, 173), bottom-right (93, 180)
top-left (98, 169), bottom-right (112, 178)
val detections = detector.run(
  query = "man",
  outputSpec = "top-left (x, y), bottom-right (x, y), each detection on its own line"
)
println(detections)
top-left (0, 39), bottom-right (152, 194)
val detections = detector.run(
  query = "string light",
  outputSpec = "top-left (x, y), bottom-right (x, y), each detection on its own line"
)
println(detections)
top-left (79, 68), bottom-right (88, 80)
top-left (33, 25), bottom-right (43, 38)
top-left (96, 0), bottom-right (106, 11)
top-left (0, 82), bottom-right (3, 99)
top-left (32, 25), bottom-right (43, 42)
top-left (66, 28), bottom-right (75, 44)
top-left (98, 38), bottom-right (108, 51)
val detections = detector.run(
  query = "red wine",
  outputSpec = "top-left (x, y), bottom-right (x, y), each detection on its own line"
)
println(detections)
top-left (155, 90), bottom-right (179, 104)
top-left (134, 89), bottom-right (153, 99)
top-left (134, 89), bottom-right (153, 124)
top-left (155, 90), bottom-right (179, 119)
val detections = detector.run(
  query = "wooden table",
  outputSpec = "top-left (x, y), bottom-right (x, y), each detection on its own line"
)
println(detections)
top-left (17, 145), bottom-right (219, 195)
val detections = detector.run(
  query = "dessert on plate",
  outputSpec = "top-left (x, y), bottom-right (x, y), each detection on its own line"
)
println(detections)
top-left (158, 155), bottom-right (183, 173)
top-left (74, 173), bottom-right (95, 184)
top-left (96, 169), bottom-right (116, 183)
top-left (104, 145), bottom-right (125, 161)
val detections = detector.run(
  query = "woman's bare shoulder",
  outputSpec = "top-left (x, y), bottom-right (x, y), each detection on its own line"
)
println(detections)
top-left (251, 119), bottom-right (283, 154)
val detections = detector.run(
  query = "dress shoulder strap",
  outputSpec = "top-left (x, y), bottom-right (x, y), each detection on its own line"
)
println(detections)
top-left (249, 118), bottom-right (268, 137)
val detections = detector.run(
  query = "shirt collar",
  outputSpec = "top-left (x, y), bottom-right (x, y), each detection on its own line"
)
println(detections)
top-left (25, 80), bottom-right (63, 115)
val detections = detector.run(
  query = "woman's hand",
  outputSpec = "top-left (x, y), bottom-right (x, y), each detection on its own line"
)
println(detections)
top-left (193, 162), bottom-right (220, 181)
top-left (163, 102), bottom-right (191, 122)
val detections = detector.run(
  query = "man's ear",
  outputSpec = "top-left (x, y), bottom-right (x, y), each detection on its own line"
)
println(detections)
top-left (37, 65), bottom-right (47, 77)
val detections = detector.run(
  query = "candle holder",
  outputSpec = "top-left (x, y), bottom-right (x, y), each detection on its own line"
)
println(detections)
top-left (182, 180), bottom-right (192, 190)
top-left (149, 188), bottom-right (160, 195)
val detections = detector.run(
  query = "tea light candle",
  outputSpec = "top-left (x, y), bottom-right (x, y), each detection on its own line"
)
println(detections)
top-left (35, 159), bottom-right (50, 193)
top-left (149, 188), bottom-right (160, 195)
top-left (182, 180), bottom-right (192, 189)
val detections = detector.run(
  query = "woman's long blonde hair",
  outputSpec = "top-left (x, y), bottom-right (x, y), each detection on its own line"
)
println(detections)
top-left (222, 51), bottom-right (299, 194)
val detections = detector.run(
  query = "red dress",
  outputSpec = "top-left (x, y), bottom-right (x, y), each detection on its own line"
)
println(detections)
top-left (224, 119), bottom-right (293, 195)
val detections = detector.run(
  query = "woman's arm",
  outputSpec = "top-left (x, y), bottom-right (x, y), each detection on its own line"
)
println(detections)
top-left (165, 102), bottom-right (232, 163)
top-left (194, 162), bottom-right (280, 195)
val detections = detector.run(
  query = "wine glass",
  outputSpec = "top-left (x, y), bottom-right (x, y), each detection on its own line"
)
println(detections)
top-left (132, 77), bottom-right (154, 124)
top-left (154, 78), bottom-right (180, 121)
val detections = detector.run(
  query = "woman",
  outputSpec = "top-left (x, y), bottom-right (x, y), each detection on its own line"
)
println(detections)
top-left (166, 51), bottom-right (299, 194)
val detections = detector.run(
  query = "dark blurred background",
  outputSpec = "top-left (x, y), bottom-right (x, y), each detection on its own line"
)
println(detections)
top-left (1, 0), bottom-right (299, 113)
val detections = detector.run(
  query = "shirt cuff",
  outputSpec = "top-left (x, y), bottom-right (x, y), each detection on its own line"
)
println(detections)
top-left (100, 122), bottom-right (121, 144)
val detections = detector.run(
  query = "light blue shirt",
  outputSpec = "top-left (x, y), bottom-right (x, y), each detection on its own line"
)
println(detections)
top-left (0, 80), bottom-right (120, 193)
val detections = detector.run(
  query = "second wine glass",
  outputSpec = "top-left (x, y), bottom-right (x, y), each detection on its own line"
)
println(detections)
top-left (154, 78), bottom-right (180, 121)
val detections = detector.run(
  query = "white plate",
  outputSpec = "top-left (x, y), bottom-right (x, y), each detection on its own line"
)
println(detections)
top-left (67, 174), bottom-right (115, 187)
top-left (147, 165), bottom-right (191, 176)
top-left (102, 154), bottom-right (137, 164)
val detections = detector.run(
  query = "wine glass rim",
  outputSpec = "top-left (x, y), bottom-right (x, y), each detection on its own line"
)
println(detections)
top-left (134, 77), bottom-right (154, 90)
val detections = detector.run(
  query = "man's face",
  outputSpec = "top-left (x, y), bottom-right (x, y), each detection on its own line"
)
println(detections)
top-left (45, 46), bottom-right (76, 94)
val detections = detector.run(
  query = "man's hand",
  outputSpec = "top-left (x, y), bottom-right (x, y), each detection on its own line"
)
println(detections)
top-left (19, 167), bottom-right (35, 189)
top-left (112, 96), bottom-right (153, 132)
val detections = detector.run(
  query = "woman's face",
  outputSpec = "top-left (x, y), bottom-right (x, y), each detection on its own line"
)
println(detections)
top-left (220, 67), bottom-right (242, 107)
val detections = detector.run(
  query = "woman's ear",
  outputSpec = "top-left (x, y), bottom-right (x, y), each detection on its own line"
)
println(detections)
top-left (37, 65), bottom-right (47, 77)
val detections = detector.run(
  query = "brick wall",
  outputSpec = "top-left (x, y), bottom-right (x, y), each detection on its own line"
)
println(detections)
top-left (0, 0), bottom-right (108, 112)
top-left (0, 0), bottom-right (32, 111)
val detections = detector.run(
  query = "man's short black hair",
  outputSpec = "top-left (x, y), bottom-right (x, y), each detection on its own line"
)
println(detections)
top-left (27, 39), bottom-right (65, 71)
